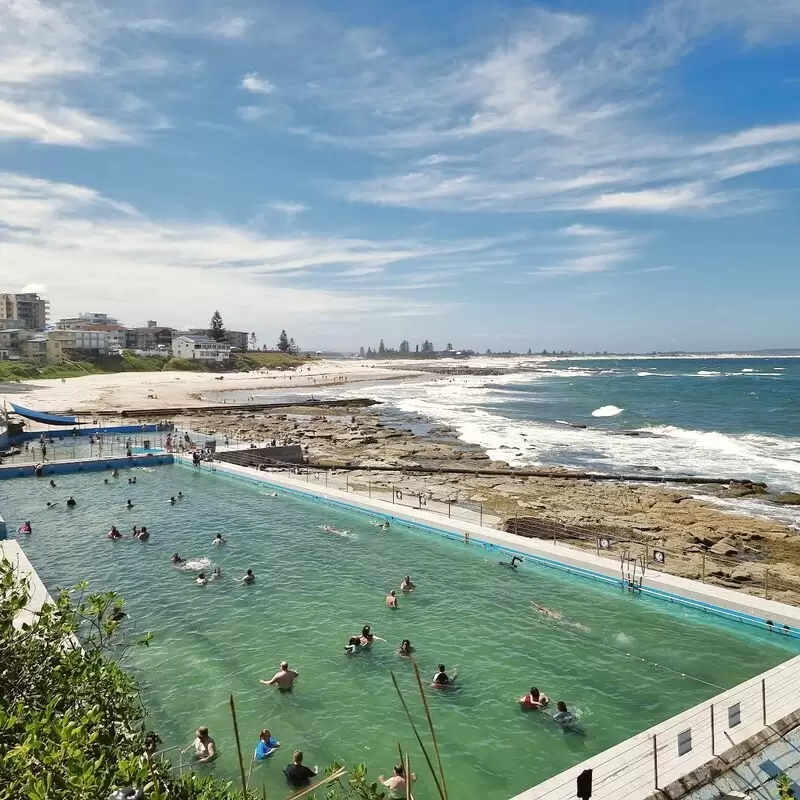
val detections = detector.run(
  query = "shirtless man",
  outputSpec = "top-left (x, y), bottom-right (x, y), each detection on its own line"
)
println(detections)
top-left (386, 590), bottom-right (398, 609)
top-left (400, 575), bottom-right (415, 592)
top-left (260, 661), bottom-right (299, 690)
top-left (189, 726), bottom-right (217, 763)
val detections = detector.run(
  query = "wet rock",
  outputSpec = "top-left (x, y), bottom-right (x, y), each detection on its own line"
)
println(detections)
top-left (773, 492), bottom-right (800, 505)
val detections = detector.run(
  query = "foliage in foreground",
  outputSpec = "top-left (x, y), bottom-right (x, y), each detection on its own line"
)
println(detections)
top-left (0, 559), bottom-right (397, 800)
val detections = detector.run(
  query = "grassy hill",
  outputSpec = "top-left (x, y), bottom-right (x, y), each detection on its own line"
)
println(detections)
top-left (0, 351), bottom-right (308, 382)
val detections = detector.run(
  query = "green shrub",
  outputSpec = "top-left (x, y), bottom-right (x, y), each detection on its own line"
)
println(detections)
top-left (163, 357), bottom-right (210, 372)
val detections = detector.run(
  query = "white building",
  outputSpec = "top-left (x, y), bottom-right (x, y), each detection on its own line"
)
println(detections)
top-left (172, 334), bottom-right (232, 362)
top-left (55, 312), bottom-right (120, 328)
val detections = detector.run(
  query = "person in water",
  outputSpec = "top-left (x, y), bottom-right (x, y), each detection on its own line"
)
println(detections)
top-left (49, 480), bottom-right (56, 488)
top-left (190, 726), bottom-right (217, 764)
top-left (386, 590), bottom-right (398, 609)
top-left (283, 750), bottom-right (317, 788)
top-left (260, 661), bottom-right (299, 691)
top-left (519, 687), bottom-right (549, 710)
top-left (379, 764), bottom-right (416, 799)
top-left (345, 625), bottom-right (381, 653)
top-left (212, 533), bottom-right (226, 545)
top-left (552, 701), bottom-right (576, 726)
top-left (500, 555), bottom-right (523, 570)
top-left (398, 639), bottom-right (414, 657)
top-left (66, 496), bottom-right (77, 507)
top-left (171, 553), bottom-right (184, 565)
top-left (196, 572), bottom-right (208, 586)
top-left (254, 729), bottom-right (280, 760)
top-left (238, 569), bottom-right (255, 584)
top-left (107, 526), bottom-right (122, 540)
top-left (169, 496), bottom-right (176, 504)
top-left (137, 526), bottom-right (150, 542)
top-left (104, 478), bottom-right (109, 485)
top-left (211, 566), bottom-right (221, 579)
top-left (112, 469), bottom-right (119, 478)
top-left (400, 575), bottom-right (415, 592)
top-left (432, 664), bottom-right (457, 688)
top-left (126, 500), bottom-right (134, 509)
top-left (18, 521), bottom-right (32, 535)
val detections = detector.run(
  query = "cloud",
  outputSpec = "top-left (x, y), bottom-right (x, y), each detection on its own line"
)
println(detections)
top-left (0, 171), bottom-right (499, 335)
top-left (529, 226), bottom-right (643, 277)
top-left (208, 16), bottom-right (251, 40)
top-left (19, 283), bottom-right (48, 294)
top-left (267, 202), bottom-right (309, 216)
top-left (241, 72), bottom-right (275, 95)
top-left (237, 106), bottom-right (268, 122)
top-left (274, 3), bottom-right (800, 216)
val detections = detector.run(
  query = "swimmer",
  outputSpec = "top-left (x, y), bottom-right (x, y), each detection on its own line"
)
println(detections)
top-left (137, 526), bottom-right (150, 542)
top-left (66, 496), bottom-right (77, 508)
top-left (18, 521), bottom-right (32, 535)
top-left (169, 496), bottom-right (176, 504)
top-left (46, 501), bottom-right (55, 509)
top-left (107, 526), bottom-right (122, 540)
top-left (500, 555), bottom-right (523, 570)
top-left (267, 491), bottom-right (279, 497)
top-left (132, 476), bottom-right (137, 484)
top-left (552, 701), bottom-right (576, 727)
top-left (400, 575), bottom-right (415, 592)
top-left (397, 639), bottom-right (414, 657)
top-left (112, 469), bottom-right (119, 478)
top-left (386, 590), bottom-right (398, 609)
top-left (212, 533), bottom-right (226, 546)
top-left (381, 521), bottom-right (390, 530)
top-left (254, 728), bottom-right (280, 760)
top-left (49, 480), bottom-right (56, 488)
top-left (518, 687), bottom-right (549, 710)
top-left (431, 664), bottom-right (457, 689)
top-left (237, 569), bottom-right (255, 585)
top-left (260, 661), bottom-right (299, 690)
top-left (171, 553), bottom-right (184, 565)
top-left (104, 479), bottom-right (109, 485)
top-left (126, 500), bottom-right (134, 509)
top-left (211, 566), bottom-right (222, 579)
top-left (345, 625), bottom-right (384, 654)
top-left (109, 607), bottom-right (126, 622)
top-left (132, 526), bottom-right (139, 537)
top-left (379, 764), bottom-right (416, 799)
top-left (321, 524), bottom-right (348, 536)
top-left (178, 491), bottom-right (184, 499)
top-left (531, 601), bottom-right (590, 633)
top-left (196, 572), bottom-right (208, 586)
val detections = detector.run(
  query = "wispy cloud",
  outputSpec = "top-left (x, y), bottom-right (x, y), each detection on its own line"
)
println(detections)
top-left (238, 106), bottom-right (268, 122)
top-left (208, 16), bottom-right (252, 40)
top-left (267, 202), bottom-right (309, 216)
top-left (0, 171), bottom-right (500, 330)
top-left (267, 2), bottom-right (800, 216)
top-left (241, 72), bottom-right (275, 95)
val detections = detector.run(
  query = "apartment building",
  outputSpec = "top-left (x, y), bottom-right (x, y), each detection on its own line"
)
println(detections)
top-left (172, 334), bottom-right (232, 362)
top-left (0, 293), bottom-right (49, 330)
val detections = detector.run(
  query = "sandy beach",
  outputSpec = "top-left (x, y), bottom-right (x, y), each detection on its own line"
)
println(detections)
top-left (0, 360), bottom-right (415, 413)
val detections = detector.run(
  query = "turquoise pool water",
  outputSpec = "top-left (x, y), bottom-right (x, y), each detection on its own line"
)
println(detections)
top-left (2, 464), bottom-right (797, 800)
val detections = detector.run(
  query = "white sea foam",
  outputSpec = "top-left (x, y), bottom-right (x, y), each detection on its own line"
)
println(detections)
top-left (179, 557), bottom-right (212, 572)
top-left (741, 368), bottom-right (754, 373)
top-left (591, 405), bottom-right (624, 417)
top-left (696, 371), bottom-right (721, 376)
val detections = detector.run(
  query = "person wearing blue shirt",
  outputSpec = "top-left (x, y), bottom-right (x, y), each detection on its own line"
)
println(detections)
top-left (254, 729), bottom-right (280, 760)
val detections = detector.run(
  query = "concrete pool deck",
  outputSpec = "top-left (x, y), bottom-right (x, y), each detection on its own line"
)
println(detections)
top-left (0, 539), bottom-right (53, 630)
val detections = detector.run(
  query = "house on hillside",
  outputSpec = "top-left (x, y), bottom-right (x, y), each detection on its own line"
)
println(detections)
top-left (171, 334), bottom-right (233, 363)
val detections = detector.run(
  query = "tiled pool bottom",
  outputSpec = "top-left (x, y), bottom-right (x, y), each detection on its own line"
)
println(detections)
top-left (2, 464), bottom-right (798, 800)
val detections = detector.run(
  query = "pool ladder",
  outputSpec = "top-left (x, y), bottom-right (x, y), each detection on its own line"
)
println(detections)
top-left (620, 549), bottom-right (645, 594)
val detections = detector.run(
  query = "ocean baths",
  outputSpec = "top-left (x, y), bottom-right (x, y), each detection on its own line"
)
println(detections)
top-left (3, 455), bottom-right (799, 800)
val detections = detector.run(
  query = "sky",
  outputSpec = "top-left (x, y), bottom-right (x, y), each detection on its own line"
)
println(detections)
top-left (1, 0), bottom-right (800, 353)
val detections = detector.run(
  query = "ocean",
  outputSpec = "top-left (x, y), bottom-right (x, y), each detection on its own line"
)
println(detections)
top-left (342, 356), bottom-right (800, 526)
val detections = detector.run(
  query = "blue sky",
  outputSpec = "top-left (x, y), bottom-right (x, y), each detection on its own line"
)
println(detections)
top-left (1, 0), bottom-right (800, 353)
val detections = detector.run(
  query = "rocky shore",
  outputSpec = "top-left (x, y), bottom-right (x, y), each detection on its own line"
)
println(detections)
top-left (183, 403), bottom-right (800, 605)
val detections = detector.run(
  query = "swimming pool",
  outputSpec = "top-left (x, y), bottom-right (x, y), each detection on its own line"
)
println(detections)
top-left (2, 464), bottom-right (797, 800)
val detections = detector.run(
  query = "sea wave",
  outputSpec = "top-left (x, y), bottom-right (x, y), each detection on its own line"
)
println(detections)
top-left (592, 405), bottom-right (624, 417)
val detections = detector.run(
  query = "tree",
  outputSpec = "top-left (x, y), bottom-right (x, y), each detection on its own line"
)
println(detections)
top-left (209, 310), bottom-right (226, 342)
top-left (367, 346), bottom-right (374, 356)
top-left (399, 340), bottom-right (410, 354)
top-left (421, 340), bottom-right (434, 353)
top-left (288, 337), bottom-right (298, 354)
top-left (249, 332), bottom-right (257, 351)
top-left (378, 339), bottom-right (386, 354)
top-left (446, 342), bottom-right (453, 351)
top-left (277, 329), bottom-right (290, 352)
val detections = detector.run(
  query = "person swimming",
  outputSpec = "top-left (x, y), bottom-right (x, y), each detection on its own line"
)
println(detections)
top-left (386, 590), bottom-right (398, 609)
top-left (126, 500), bottom-right (134, 509)
top-left (212, 533), bottom-right (226, 545)
top-left (238, 569), bottom-right (255, 585)
top-left (137, 526), bottom-right (150, 542)
top-left (345, 625), bottom-right (383, 654)
top-left (398, 639), bottom-right (414, 657)
top-left (169, 496), bottom-right (176, 504)
top-left (104, 478), bottom-right (109, 485)
top-left (518, 687), bottom-right (549, 710)
top-left (49, 480), bottom-right (56, 488)
top-left (112, 469), bottom-right (119, 478)
top-left (196, 572), bottom-right (208, 586)
top-left (254, 728), bottom-right (280, 760)
top-left (500, 556), bottom-right (523, 570)
top-left (531, 601), bottom-right (590, 632)
top-left (18, 521), bottom-right (32, 535)
top-left (211, 566), bottom-right (222, 579)
top-left (171, 553), bottom-right (184, 564)
top-left (131, 476), bottom-right (137, 484)
top-left (66, 496), bottom-right (77, 507)
top-left (107, 526), bottom-right (122, 540)
top-left (400, 575), bottom-right (415, 592)
top-left (321, 524), bottom-right (348, 536)
top-left (552, 701), bottom-right (577, 728)
top-left (432, 664), bottom-right (457, 689)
